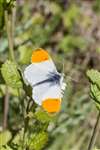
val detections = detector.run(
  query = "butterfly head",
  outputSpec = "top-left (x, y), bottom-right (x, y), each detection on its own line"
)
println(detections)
top-left (48, 71), bottom-right (66, 92)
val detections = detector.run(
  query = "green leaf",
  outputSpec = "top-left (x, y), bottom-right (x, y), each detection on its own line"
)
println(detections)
top-left (30, 15), bottom-right (60, 47)
top-left (12, 129), bottom-right (24, 145)
top-left (24, 13), bottom-right (44, 29)
top-left (96, 47), bottom-right (100, 53)
top-left (0, 0), bottom-right (16, 13)
top-left (18, 44), bottom-right (33, 64)
top-left (63, 4), bottom-right (80, 30)
top-left (29, 131), bottom-right (48, 150)
top-left (0, 130), bottom-right (12, 146)
top-left (93, 0), bottom-right (100, 12)
top-left (1, 60), bottom-right (22, 88)
top-left (35, 108), bottom-right (55, 123)
top-left (90, 84), bottom-right (100, 110)
top-left (58, 35), bottom-right (87, 52)
top-left (0, 145), bottom-right (13, 150)
top-left (86, 69), bottom-right (100, 110)
top-left (49, 2), bottom-right (62, 15)
top-left (93, 148), bottom-right (100, 150)
top-left (86, 69), bottom-right (100, 89)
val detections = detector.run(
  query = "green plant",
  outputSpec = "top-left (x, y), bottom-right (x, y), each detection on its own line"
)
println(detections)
top-left (0, 2), bottom-right (54, 150)
top-left (86, 69), bottom-right (100, 150)
top-left (0, 1), bottom-right (100, 150)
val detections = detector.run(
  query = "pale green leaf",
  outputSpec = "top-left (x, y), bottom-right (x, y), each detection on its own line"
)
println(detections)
top-left (29, 131), bottom-right (48, 150)
top-left (86, 69), bottom-right (100, 89)
top-left (50, 2), bottom-right (62, 15)
top-left (58, 35), bottom-right (87, 52)
top-left (93, 148), bottom-right (100, 150)
top-left (0, 130), bottom-right (12, 146)
top-left (1, 60), bottom-right (22, 88)
top-left (0, 145), bottom-right (13, 150)
top-left (12, 129), bottom-right (24, 145)
top-left (18, 44), bottom-right (33, 64)
top-left (63, 4), bottom-right (80, 29)
top-left (35, 108), bottom-right (55, 123)
top-left (90, 84), bottom-right (100, 110)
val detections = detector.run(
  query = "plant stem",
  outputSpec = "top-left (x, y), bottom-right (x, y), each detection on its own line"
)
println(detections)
top-left (87, 110), bottom-right (100, 150)
top-left (11, 7), bottom-right (16, 43)
top-left (3, 86), bottom-right (10, 129)
top-left (4, 10), bottom-right (15, 61)
top-left (22, 99), bottom-right (31, 149)
top-left (3, 9), bottom-right (15, 129)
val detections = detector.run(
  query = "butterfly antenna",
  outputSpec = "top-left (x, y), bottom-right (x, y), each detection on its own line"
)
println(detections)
top-left (62, 59), bottom-right (65, 76)
top-left (61, 60), bottom-right (80, 84)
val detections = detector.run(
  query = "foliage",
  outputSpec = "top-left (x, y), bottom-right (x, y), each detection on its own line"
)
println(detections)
top-left (0, 145), bottom-right (13, 150)
top-left (86, 69), bottom-right (100, 110)
top-left (93, 0), bottom-right (100, 12)
top-left (34, 108), bottom-right (55, 123)
top-left (0, 130), bottom-right (12, 146)
top-left (0, 0), bottom-right (100, 150)
top-left (1, 60), bottom-right (22, 88)
top-left (93, 148), bottom-right (100, 150)
top-left (62, 4), bottom-right (80, 30)
top-left (58, 35), bottom-right (87, 52)
top-left (29, 131), bottom-right (48, 150)
top-left (0, 0), bottom-right (16, 29)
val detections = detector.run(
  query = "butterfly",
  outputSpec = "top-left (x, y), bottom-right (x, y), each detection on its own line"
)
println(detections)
top-left (24, 48), bottom-right (66, 113)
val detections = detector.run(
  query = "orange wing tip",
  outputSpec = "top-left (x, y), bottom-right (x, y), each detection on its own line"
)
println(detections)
top-left (31, 48), bottom-right (50, 63)
top-left (42, 98), bottom-right (61, 113)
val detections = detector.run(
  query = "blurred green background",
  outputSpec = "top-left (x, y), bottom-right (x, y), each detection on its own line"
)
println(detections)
top-left (0, 0), bottom-right (100, 150)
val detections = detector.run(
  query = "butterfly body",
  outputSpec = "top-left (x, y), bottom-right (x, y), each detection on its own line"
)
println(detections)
top-left (24, 48), bottom-right (66, 113)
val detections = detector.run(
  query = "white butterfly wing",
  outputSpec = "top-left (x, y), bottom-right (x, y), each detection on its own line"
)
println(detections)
top-left (32, 82), bottom-right (62, 105)
top-left (42, 84), bottom-right (62, 101)
top-left (24, 60), bottom-right (57, 86)
top-left (32, 82), bottom-right (50, 105)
